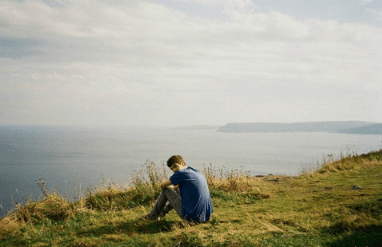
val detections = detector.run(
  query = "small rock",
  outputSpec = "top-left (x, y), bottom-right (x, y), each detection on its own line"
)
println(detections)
top-left (353, 185), bottom-right (363, 190)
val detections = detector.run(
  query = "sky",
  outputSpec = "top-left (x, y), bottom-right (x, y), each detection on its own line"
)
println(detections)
top-left (1, 0), bottom-right (381, 127)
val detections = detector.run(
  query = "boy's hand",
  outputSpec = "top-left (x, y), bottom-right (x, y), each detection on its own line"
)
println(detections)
top-left (160, 179), bottom-right (172, 190)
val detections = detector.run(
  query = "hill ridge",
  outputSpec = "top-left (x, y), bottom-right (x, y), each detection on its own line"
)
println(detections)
top-left (217, 121), bottom-right (381, 134)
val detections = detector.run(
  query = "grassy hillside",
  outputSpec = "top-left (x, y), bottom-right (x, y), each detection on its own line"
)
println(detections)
top-left (1, 151), bottom-right (382, 246)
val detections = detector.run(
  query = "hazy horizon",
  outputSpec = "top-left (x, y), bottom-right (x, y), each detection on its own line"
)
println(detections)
top-left (1, 0), bottom-right (381, 127)
top-left (0, 120), bottom-right (380, 129)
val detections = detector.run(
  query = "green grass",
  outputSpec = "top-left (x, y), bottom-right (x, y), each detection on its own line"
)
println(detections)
top-left (1, 151), bottom-right (382, 246)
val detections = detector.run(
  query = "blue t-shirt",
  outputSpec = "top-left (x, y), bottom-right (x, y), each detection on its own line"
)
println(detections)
top-left (169, 166), bottom-right (213, 222)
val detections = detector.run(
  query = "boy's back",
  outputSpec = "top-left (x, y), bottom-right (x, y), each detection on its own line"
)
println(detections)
top-left (170, 166), bottom-right (213, 222)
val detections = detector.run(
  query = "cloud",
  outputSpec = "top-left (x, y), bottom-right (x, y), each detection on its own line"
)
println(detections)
top-left (359, 0), bottom-right (373, 5)
top-left (366, 8), bottom-right (382, 22)
top-left (1, 0), bottom-right (382, 126)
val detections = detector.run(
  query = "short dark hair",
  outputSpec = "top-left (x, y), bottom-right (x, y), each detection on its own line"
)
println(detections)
top-left (167, 155), bottom-right (186, 168)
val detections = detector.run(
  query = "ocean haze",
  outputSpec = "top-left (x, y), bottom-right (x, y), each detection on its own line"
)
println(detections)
top-left (1, 125), bottom-right (381, 218)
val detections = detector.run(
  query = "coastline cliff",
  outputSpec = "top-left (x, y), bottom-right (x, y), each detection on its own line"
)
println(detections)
top-left (217, 121), bottom-right (381, 134)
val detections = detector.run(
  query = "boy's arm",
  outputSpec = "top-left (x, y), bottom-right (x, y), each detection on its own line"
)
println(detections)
top-left (160, 179), bottom-right (173, 190)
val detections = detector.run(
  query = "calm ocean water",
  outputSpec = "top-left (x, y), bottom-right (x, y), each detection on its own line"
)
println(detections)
top-left (1, 125), bottom-right (381, 218)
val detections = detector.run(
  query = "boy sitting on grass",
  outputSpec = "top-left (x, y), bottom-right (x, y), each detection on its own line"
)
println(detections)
top-left (142, 155), bottom-right (213, 223)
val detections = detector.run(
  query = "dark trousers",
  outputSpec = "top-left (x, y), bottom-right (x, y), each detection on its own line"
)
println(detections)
top-left (147, 187), bottom-right (183, 220)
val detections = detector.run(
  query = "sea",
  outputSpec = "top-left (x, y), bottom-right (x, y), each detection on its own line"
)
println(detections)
top-left (1, 125), bottom-right (381, 218)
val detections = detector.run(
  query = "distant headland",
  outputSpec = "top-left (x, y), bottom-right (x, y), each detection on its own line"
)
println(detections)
top-left (217, 121), bottom-right (382, 135)
top-left (174, 125), bottom-right (221, 130)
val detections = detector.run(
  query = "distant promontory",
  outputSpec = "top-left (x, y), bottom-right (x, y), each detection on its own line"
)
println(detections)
top-left (174, 125), bottom-right (221, 130)
top-left (217, 121), bottom-right (382, 135)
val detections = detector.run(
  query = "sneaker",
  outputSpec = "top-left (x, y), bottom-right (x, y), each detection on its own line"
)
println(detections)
top-left (141, 214), bottom-right (160, 221)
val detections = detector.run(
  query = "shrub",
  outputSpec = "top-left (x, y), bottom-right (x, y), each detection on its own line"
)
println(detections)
top-left (15, 194), bottom-right (71, 223)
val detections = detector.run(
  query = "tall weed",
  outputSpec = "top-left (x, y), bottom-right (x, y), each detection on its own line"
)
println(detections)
top-left (84, 160), bottom-right (169, 211)
top-left (203, 164), bottom-right (250, 192)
